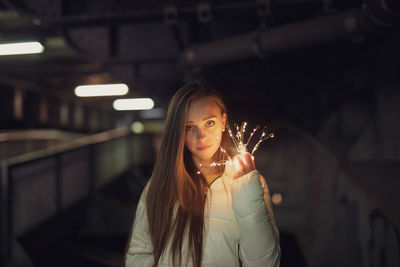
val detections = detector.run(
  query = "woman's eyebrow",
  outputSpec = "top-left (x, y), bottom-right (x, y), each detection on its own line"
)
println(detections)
top-left (186, 115), bottom-right (217, 124)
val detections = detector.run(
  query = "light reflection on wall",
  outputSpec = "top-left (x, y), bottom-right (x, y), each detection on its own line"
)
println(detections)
top-left (272, 193), bottom-right (283, 205)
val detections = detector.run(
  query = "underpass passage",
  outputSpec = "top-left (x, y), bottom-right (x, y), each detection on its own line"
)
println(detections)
top-left (0, 127), bottom-right (155, 266)
top-left (1, 126), bottom-right (308, 267)
top-left (3, 122), bottom-right (398, 267)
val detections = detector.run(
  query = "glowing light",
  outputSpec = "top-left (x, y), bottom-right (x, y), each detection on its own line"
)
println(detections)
top-left (196, 121), bottom-right (275, 174)
top-left (226, 122), bottom-right (274, 157)
top-left (272, 193), bottom-right (283, 205)
top-left (74, 83), bottom-right (129, 97)
top-left (233, 157), bottom-right (240, 170)
top-left (131, 121), bottom-right (144, 133)
top-left (113, 98), bottom-right (154, 111)
top-left (0, 41), bottom-right (44, 56)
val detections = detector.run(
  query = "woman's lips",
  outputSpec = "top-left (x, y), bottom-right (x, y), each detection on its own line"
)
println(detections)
top-left (197, 144), bottom-right (212, 151)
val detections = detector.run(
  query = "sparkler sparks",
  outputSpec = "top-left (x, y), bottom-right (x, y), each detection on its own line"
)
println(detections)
top-left (197, 122), bottom-right (274, 174)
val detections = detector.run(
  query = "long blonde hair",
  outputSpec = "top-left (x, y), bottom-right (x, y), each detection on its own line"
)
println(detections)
top-left (146, 80), bottom-right (231, 267)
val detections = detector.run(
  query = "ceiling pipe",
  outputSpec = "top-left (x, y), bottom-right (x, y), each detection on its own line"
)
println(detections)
top-left (179, 0), bottom-right (400, 68)
top-left (0, 0), bottom-right (290, 28)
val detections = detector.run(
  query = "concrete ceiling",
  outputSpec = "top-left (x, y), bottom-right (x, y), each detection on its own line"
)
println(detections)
top-left (0, 0), bottom-right (399, 129)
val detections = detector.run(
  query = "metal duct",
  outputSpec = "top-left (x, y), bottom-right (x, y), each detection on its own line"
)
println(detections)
top-left (180, 0), bottom-right (400, 68)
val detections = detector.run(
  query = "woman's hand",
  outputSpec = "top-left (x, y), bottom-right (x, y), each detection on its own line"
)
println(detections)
top-left (232, 152), bottom-right (256, 179)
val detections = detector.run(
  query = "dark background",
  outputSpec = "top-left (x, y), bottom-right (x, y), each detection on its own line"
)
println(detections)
top-left (0, 0), bottom-right (399, 266)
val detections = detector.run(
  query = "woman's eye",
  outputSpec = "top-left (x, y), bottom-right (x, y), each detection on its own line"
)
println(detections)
top-left (185, 125), bottom-right (193, 131)
top-left (206, 120), bottom-right (215, 127)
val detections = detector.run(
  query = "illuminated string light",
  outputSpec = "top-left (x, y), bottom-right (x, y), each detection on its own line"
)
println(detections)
top-left (197, 121), bottom-right (275, 174)
top-left (226, 123), bottom-right (274, 156)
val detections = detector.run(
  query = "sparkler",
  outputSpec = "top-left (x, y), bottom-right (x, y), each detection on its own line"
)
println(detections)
top-left (197, 122), bottom-right (274, 174)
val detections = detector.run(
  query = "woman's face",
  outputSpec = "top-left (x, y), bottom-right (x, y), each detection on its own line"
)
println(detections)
top-left (185, 97), bottom-right (226, 165)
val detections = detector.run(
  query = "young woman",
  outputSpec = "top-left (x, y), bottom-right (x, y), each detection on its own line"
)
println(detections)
top-left (125, 80), bottom-right (280, 267)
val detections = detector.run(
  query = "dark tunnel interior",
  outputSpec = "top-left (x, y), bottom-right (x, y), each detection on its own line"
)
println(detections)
top-left (0, 0), bottom-right (399, 266)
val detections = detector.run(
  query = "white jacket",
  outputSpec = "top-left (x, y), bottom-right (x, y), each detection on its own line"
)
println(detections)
top-left (125, 166), bottom-right (280, 267)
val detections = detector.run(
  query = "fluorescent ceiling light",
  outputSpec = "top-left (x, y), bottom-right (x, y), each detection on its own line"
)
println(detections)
top-left (0, 41), bottom-right (44, 56)
top-left (74, 83), bottom-right (129, 97)
top-left (113, 98), bottom-right (154, 111)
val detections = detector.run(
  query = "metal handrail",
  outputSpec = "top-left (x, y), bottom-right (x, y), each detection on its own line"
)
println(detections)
top-left (0, 126), bottom-right (133, 265)
top-left (0, 129), bottom-right (85, 142)
top-left (2, 126), bottom-right (131, 167)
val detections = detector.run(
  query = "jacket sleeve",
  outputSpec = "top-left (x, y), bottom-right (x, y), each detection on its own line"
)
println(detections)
top-left (125, 187), bottom-right (155, 267)
top-left (231, 170), bottom-right (281, 267)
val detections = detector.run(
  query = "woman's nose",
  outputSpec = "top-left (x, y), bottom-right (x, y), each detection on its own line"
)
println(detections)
top-left (196, 129), bottom-right (206, 140)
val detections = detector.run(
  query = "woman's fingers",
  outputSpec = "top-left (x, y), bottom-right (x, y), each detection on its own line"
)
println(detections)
top-left (233, 153), bottom-right (256, 179)
top-left (242, 152), bottom-right (255, 170)
top-left (233, 156), bottom-right (245, 178)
